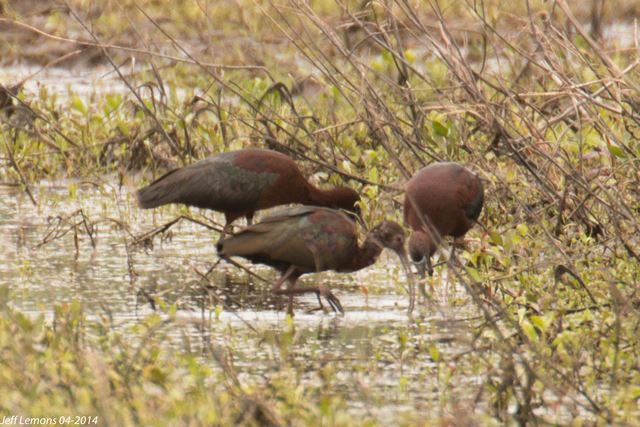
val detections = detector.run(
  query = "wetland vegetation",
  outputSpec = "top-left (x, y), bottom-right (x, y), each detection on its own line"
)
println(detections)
top-left (1, 0), bottom-right (640, 425)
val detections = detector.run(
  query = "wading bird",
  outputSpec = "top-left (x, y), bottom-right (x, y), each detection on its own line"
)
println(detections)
top-left (404, 162), bottom-right (484, 297)
top-left (136, 149), bottom-right (360, 237)
top-left (217, 206), bottom-right (417, 315)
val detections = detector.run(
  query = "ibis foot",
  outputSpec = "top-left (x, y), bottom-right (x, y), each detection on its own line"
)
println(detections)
top-left (319, 290), bottom-right (344, 315)
top-left (274, 284), bottom-right (344, 315)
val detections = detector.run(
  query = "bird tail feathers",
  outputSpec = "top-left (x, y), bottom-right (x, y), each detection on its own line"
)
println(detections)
top-left (136, 169), bottom-right (181, 209)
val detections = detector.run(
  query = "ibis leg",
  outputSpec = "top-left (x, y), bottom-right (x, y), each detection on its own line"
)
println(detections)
top-left (445, 245), bottom-right (457, 298)
top-left (415, 257), bottom-right (433, 301)
top-left (217, 221), bottom-right (232, 242)
top-left (306, 291), bottom-right (328, 313)
top-left (271, 266), bottom-right (297, 315)
top-left (285, 278), bottom-right (295, 316)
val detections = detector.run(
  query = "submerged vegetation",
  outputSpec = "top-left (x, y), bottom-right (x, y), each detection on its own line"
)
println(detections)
top-left (1, 0), bottom-right (640, 424)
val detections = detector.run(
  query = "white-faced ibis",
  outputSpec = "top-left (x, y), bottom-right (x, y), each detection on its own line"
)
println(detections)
top-left (404, 162), bottom-right (484, 296)
top-left (136, 149), bottom-right (360, 236)
top-left (216, 206), bottom-right (416, 315)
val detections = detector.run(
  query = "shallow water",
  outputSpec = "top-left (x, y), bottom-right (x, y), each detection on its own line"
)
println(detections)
top-left (0, 66), bottom-right (129, 100)
top-left (0, 65), bottom-right (189, 105)
top-left (0, 183), bottom-right (486, 420)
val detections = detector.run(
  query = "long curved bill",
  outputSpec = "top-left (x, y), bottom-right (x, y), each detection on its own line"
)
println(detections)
top-left (396, 250), bottom-right (417, 315)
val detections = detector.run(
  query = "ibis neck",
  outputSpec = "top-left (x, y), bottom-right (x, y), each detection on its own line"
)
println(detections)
top-left (342, 235), bottom-right (383, 272)
top-left (409, 230), bottom-right (437, 262)
top-left (306, 185), bottom-right (343, 207)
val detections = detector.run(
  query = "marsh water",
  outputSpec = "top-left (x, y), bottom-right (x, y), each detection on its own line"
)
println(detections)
top-left (0, 182), bottom-right (488, 419)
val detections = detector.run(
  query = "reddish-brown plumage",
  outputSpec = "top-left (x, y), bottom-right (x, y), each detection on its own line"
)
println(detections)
top-left (404, 162), bottom-right (484, 283)
top-left (217, 206), bottom-right (416, 315)
top-left (136, 149), bottom-right (360, 235)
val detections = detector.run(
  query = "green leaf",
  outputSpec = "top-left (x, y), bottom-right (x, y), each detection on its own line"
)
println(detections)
top-left (381, 49), bottom-right (393, 64)
top-left (466, 267), bottom-right (481, 282)
top-left (574, 34), bottom-right (588, 50)
top-left (530, 315), bottom-right (545, 332)
top-left (319, 395), bottom-right (332, 416)
top-left (404, 49), bottom-right (416, 63)
top-left (331, 85), bottom-right (341, 98)
top-left (70, 300), bottom-right (82, 316)
top-left (71, 96), bottom-right (87, 114)
top-left (432, 120), bottom-right (449, 137)
top-left (522, 321), bottom-right (538, 341)
top-left (371, 57), bottom-right (384, 72)
top-left (489, 231), bottom-right (503, 246)
top-left (367, 167), bottom-right (379, 182)
top-left (68, 182), bottom-right (77, 200)
top-left (106, 94), bottom-right (122, 112)
top-left (286, 313), bottom-right (295, 330)
top-left (630, 386), bottom-right (640, 400)
top-left (429, 344), bottom-right (440, 362)
top-left (607, 143), bottom-right (626, 159)
top-left (516, 223), bottom-right (528, 237)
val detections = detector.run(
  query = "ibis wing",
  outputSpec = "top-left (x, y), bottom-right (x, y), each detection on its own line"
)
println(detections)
top-left (255, 206), bottom-right (321, 224)
top-left (136, 155), bottom-right (279, 212)
top-left (218, 207), bottom-right (357, 272)
top-left (217, 207), bottom-right (318, 270)
top-left (463, 177), bottom-right (484, 222)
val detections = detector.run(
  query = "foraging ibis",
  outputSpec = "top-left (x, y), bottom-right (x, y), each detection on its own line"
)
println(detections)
top-left (404, 162), bottom-right (484, 296)
top-left (217, 206), bottom-right (417, 315)
top-left (136, 149), bottom-right (360, 236)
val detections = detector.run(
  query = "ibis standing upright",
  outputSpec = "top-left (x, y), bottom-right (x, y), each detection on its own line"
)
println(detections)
top-left (217, 206), bottom-right (417, 315)
top-left (404, 162), bottom-right (484, 296)
top-left (136, 149), bottom-right (360, 237)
